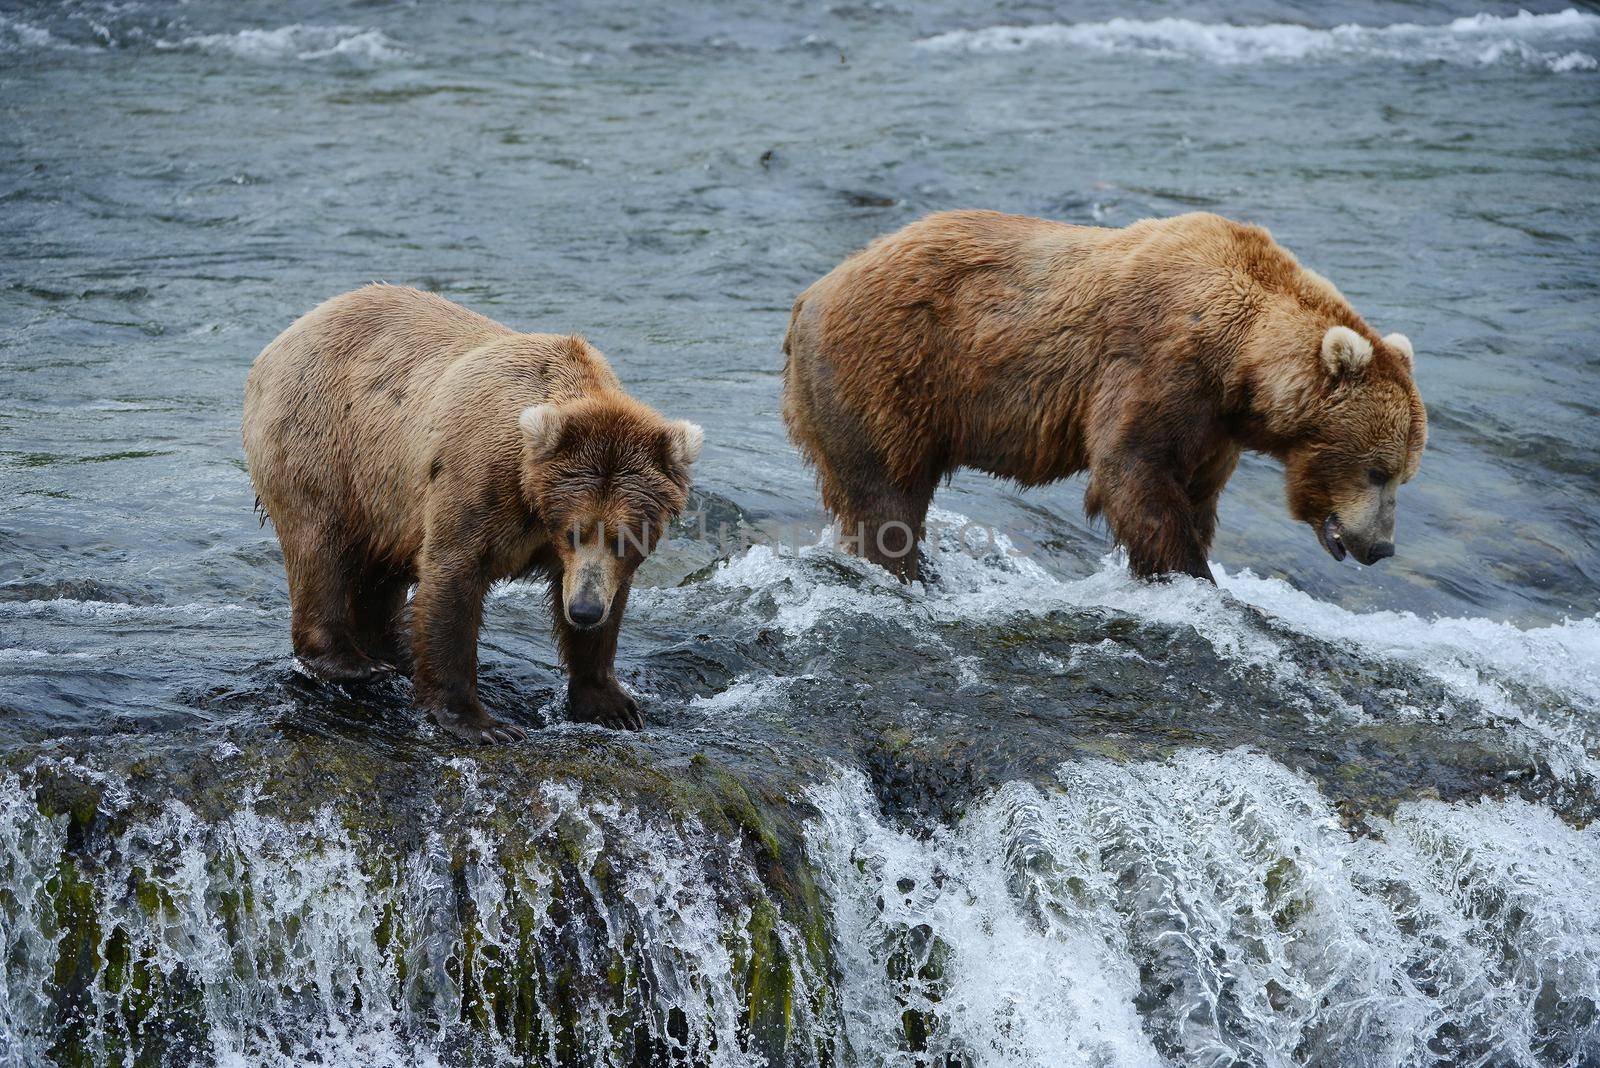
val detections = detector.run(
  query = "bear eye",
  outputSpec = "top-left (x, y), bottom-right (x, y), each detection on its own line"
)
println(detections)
top-left (1367, 468), bottom-right (1389, 486)
top-left (566, 528), bottom-right (582, 550)
top-left (611, 525), bottom-right (644, 558)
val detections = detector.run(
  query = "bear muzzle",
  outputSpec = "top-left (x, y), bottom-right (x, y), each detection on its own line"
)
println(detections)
top-left (1318, 513), bottom-right (1395, 566)
top-left (559, 540), bottom-right (623, 629)
top-left (565, 584), bottom-right (609, 629)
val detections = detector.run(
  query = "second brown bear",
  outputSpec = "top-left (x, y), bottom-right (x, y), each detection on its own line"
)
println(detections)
top-left (243, 285), bottom-right (702, 742)
top-left (783, 210), bottom-right (1426, 582)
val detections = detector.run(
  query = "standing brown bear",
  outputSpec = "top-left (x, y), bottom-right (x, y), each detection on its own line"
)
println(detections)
top-left (782, 210), bottom-right (1426, 582)
top-left (243, 285), bottom-right (702, 743)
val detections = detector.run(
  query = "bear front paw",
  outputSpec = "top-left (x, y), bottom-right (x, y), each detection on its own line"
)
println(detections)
top-left (568, 680), bottom-right (644, 731)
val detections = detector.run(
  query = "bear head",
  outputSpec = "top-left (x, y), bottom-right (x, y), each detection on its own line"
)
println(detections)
top-left (519, 396), bottom-right (702, 628)
top-left (1269, 325), bottom-right (1426, 566)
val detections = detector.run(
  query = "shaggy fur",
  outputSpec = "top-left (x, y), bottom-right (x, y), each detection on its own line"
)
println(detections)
top-left (243, 285), bottom-right (701, 742)
top-left (782, 210), bottom-right (1426, 581)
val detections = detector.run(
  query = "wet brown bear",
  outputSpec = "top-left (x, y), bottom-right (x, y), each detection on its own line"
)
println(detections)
top-left (782, 210), bottom-right (1425, 582)
top-left (243, 285), bottom-right (702, 742)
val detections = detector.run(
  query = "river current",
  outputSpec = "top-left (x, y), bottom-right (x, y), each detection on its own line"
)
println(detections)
top-left (2, 2), bottom-right (1598, 1065)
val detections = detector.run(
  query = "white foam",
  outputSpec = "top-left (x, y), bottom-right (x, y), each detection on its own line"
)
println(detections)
top-left (214, 1032), bottom-right (445, 1068)
top-left (523, 45), bottom-right (597, 67)
top-left (0, 647), bottom-right (97, 663)
top-left (696, 513), bottom-right (1600, 708)
top-left (0, 15), bottom-right (77, 53)
top-left (157, 24), bottom-right (406, 63)
top-left (0, 597), bottom-right (260, 622)
top-left (635, 513), bottom-right (1599, 775)
top-left (687, 673), bottom-right (807, 718)
top-left (805, 749), bottom-right (1600, 1065)
top-left (0, 770), bottom-right (67, 1062)
top-left (920, 9), bottom-right (1600, 73)
top-left (703, 543), bottom-right (908, 636)
top-left (1212, 563), bottom-right (1600, 779)
top-left (806, 766), bottom-right (1157, 1066)
top-left (642, 519), bottom-right (1287, 677)
top-left (1216, 563), bottom-right (1600, 713)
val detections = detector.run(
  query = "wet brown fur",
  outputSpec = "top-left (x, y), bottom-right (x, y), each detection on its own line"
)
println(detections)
top-left (243, 285), bottom-right (696, 742)
top-left (782, 210), bottom-right (1426, 581)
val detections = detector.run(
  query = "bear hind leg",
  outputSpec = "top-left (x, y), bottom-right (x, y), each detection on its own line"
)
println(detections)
top-left (786, 354), bottom-right (934, 580)
top-left (282, 530), bottom-right (391, 683)
top-left (796, 396), bottom-right (940, 578)
top-left (830, 474), bottom-right (935, 583)
top-left (352, 564), bottom-right (413, 675)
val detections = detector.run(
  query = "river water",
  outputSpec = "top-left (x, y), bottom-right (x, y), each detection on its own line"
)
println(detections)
top-left (2, 2), bottom-right (1598, 1065)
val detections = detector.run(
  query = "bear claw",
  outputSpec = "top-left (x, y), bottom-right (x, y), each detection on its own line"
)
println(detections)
top-left (475, 723), bottom-right (527, 745)
top-left (303, 649), bottom-right (394, 684)
top-left (430, 709), bottom-right (527, 745)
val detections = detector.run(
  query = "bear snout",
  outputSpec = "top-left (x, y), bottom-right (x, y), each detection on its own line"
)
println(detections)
top-left (566, 592), bottom-right (608, 629)
top-left (559, 543), bottom-right (622, 629)
top-left (1348, 537), bottom-right (1395, 566)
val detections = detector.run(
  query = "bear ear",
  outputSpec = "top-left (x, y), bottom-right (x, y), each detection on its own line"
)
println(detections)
top-left (668, 420), bottom-right (704, 468)
top-left (1382, 332), bottom-right (1414, 367)
top-left (518, 403), bottom-right (565, 456)
top-left (1320, 325), bottom-right (1374, 377)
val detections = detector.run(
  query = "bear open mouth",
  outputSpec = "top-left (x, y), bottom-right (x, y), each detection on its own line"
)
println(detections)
top-left (1317, 514), bottom-right (1347, 562)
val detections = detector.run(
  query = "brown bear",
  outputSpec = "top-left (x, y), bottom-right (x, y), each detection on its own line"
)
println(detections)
top-left (243, 285), bottom-right (702, 743)
top-left (782, 210), bottom-right (1426, 583)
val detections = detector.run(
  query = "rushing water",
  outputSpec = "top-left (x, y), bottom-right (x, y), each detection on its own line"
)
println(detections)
top-left (2, 1), bottom-right (1598, 1065)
